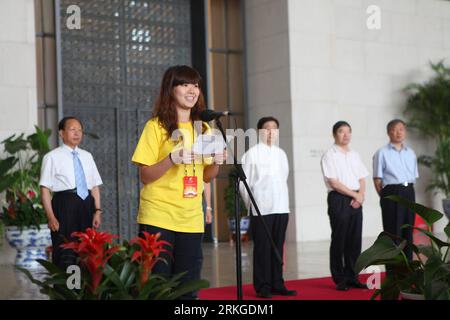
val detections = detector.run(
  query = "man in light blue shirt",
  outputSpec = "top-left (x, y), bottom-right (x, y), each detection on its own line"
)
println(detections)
top-left (373, 119), bottom-right (418, 263)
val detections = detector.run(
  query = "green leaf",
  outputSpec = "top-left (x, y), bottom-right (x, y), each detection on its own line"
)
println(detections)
top-left (102, 264), bottom-right (130, 298)
top-left (445, 225), bottom-right (450, 239)
top-left (27, 126), bottom-right (51, 154)
top-left (119, 260), bottom-right (134, 285)
top-left (136, 276), bottom-right (166, 300)
top-left (35, 259), bottom-right (65, 275)
top-left (166, 279), bottom-right (210, 300)
top-left (402, 225), bottom-right (450, 248)
top-left (424, 255), bottom-right (450, 300)
top-left (377, 275), bottom-right (401, 300)
top-left (0, 175), bottom-right (16, 194)
top-left (417, 245), bottom-right (435, 258)
top-left (355, 234), bottom-right (407, 274)
top-left (0, 156), bottom-right (16, 176)
top-left (3, 134), bottom-right (27, 154)
top-left (16, 266), bottom-right (46, 287)
top-left (425, 279), bottom-right (450, 300)
top-left (385, 195), bottom-right (443, 226)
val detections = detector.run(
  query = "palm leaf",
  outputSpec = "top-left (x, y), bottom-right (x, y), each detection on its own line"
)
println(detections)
top-left (385, 195), bottom-right (443, 226)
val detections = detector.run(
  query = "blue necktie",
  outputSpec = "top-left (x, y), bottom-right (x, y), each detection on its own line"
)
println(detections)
top-left (72, 150), bottom-right (89, 200)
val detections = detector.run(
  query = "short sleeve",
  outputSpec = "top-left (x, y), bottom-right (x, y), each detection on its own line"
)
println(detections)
top-left (372, 150), bottom-right (384, 178)
top-left (90, 154), bottom-right (103, 187)
top-left (239, 150), bottom-right (252, 208)
top-left (321, 153), bottom-right (337, 179)
top-left (356, 153), bottom-right (369, 179)
top-left (281, 149), bottom-right (289, 178)
top-left (132, 120), bottom-right (161, 166)
top-left (39, 153), bottom-right (54, 191)
top-left (412, 150), bottom-right (419, 178)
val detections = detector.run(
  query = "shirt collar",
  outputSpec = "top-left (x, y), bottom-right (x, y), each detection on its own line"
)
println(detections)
top-left (259, 142), bottom-right (276, 150)
top-left (332, 144), bottom-right (351, 154)
top-left (61, 143), bottom-right (79, 153)
top-left (388, 143), bottom-right (408, 151)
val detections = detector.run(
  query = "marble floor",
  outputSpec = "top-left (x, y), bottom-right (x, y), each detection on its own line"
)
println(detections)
top-left (0, 236), bottom-right (380, 300)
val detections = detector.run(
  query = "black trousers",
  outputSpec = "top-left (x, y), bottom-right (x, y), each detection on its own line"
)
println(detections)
top-left (51, 191), bottom-right (94, 271)
top-left (138, 224), bottom-right (203, 300)
top-left (327, 191), bottom-right (363, 285)
top-left (250, 213), bottom-right (289, 294)
top-left (380, 184), bottom-right (415, 261)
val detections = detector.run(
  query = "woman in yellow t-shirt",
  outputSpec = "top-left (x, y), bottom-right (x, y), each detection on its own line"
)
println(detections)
top-left (132, 65), bottom-right (226, 299)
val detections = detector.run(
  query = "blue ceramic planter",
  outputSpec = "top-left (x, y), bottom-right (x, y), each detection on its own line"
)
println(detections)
top-left (5, 224), bottom-right (51, 269)
top-left (228, 216), bottom-right (251, 234)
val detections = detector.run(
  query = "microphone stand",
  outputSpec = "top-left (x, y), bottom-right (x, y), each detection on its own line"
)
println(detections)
top-left (213, 118), bottom-right (283, 300)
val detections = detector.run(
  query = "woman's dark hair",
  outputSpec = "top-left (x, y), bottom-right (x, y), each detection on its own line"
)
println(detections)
top-left (58, 116), bottom-right (83, 131)
top-left (152, 65), bottom-right (206, 139)
top-left (332, 121), bottom-right (351, 135)
top-left (257, 116), bottom-right (280, 130)
top-left (386, 119), bottom-right (406, 132)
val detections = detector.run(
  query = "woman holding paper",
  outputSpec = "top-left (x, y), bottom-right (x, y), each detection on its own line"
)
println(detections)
top-left (131, 65), bottom-right (226, 299)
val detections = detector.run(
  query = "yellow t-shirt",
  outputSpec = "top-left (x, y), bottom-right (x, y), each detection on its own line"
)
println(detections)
top-left (131, 118), bottom-right (212, 233)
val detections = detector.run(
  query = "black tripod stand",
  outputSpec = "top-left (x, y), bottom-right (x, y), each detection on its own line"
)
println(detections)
top-left (213, 118), bottom-right (283, 300)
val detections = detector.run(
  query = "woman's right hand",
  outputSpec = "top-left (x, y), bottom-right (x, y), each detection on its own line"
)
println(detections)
top-left (48, 216), bottom-right (60, 232)
top-left (170, 148), bottom-right (195, 164)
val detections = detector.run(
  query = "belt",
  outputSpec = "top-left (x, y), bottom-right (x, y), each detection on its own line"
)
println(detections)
top-left (386, 183), bottom-right (414, 187)
top-left (54, 188), bottom-right (77, 194)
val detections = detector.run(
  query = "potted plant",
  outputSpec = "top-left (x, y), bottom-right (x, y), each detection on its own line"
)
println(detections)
top-left (18, 228), bottom-right (209, 300)
top-left (224, 167), bottom-right (250, 241)
top-left (0, 126), bottom-right (52, 268)
top-left (355, 195), bottom-right (450, 300)
top-left (404, 60), bottom-right (450, 221)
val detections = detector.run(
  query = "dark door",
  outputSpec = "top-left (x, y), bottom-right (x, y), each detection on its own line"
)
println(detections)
top-left (56, 0), bottom-right (193, 240)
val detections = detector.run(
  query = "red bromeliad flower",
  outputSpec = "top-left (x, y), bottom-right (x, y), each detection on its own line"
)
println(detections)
top-left (61, 228), bottom-right (119, 294)
top-left (27, 189), bottom-right (36, 199)
top-left (130, 232), bottom-right (171, 287)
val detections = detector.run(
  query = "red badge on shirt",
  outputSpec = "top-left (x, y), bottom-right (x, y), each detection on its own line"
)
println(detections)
top-left (183, 176), bottom-right (198, 198)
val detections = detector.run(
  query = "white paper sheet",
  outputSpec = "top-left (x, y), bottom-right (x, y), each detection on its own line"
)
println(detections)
top-left (192, 134), bottom-right (233, 155)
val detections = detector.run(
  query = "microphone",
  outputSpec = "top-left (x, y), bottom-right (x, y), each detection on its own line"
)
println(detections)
top-left (200, 109), bottom-right (234, 122)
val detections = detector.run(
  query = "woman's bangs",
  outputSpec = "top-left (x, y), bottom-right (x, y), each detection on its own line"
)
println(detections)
top-left (172, 66), bottom-right (201, 87)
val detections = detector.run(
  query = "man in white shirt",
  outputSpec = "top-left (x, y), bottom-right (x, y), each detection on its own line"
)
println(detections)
top-left (320, 121), bottom-right (369, 291)
top-left (40, 117), bottom-right (103, 270)
top-left (240, 117), bottom-right (296, 299)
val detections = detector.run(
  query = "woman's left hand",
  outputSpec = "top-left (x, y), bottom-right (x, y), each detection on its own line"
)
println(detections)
top-left (206, 208), bottom-right (213, 224)
top-left (213, 149), bottom-right (227, 165)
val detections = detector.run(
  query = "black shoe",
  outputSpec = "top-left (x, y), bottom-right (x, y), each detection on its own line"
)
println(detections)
top-left (347, 280), bottom-right (367, 289)
top-left (272, 288), bottom-right (297, 296)
top-left (256, 290), bottom-right (272, 299)
top-left (336, 283), bottom-right (350, 291)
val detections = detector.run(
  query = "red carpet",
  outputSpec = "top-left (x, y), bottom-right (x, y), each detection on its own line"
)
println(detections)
top-left (199, 273), bottom-right (383, 300)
